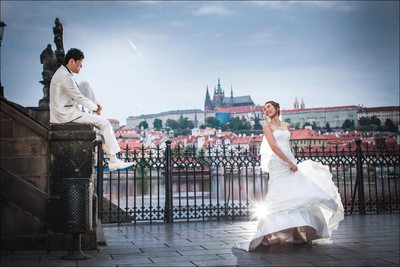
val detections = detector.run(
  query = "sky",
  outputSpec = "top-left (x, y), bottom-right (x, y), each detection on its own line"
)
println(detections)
top-left (1, 1), bottom-right (399, 125)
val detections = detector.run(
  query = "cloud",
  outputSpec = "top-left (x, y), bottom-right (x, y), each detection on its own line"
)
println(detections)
top-left (169, 20), bottom-right (187, 29)
top-left (243, 29), bottom-right (279, 46)
top-left (298, 1), bottom-right (358, 12)
top-left (249, 1), bottom-right (358, 12)
top-left (194, 3), bottom-right (237, 16)
top-left (249, 1), bottom-right (291, 10)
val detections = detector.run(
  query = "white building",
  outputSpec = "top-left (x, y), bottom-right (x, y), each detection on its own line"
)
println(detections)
top-left (358, 106), bottom-right (400, 125)
top-left (126, 109), bottom-right (204, 129)
top-left (282, 105), bottom-right (360, 128)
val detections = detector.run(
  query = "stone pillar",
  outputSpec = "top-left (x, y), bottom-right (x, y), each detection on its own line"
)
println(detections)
top-left (47, 123), bottom-right (98, 250)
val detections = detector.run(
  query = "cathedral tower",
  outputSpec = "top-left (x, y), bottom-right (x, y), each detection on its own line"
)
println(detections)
top-left (294, 97), bottom-right (299, 109)
top-left (213, 78), bottom-right (224, 106)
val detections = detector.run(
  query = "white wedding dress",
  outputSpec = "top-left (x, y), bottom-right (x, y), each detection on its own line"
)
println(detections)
top-left (234, 129), bottom-right (344, 251)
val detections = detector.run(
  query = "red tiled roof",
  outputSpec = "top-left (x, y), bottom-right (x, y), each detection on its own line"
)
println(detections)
top-left (118, 140), bottom-right (142, 150)
top-left (290, 129), bottom-right (327, 140)
top-left (231, 135), bottom-right (258, 145)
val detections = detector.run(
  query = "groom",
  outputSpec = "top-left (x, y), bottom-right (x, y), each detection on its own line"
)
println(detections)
top-left (49, 48), bottom-right (133, 171)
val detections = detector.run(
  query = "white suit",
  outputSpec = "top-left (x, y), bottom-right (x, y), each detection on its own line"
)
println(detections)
top-left (49, 65), bottom-right (121, 156)
top-left (78, 81), bottom-right (100, 113)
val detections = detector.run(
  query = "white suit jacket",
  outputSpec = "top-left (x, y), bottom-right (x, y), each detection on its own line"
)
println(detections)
top-left (50, 66), bottom-right (98, 123)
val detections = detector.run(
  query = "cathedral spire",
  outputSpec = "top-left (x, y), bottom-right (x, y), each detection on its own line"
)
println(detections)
top-left (205, 85), bottom-right (210, 100)
top-left (216, 77), bottom-right (223, 94)
top-left (204, 85), bottom-right (213, 111)
top-left (301, 97), bottom-right (305, 109)
top-left (294, 96), bottom-right (299, 109)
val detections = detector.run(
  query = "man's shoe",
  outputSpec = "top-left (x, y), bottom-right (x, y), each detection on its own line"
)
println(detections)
top-left (108, 158), bottom-right (134, 171)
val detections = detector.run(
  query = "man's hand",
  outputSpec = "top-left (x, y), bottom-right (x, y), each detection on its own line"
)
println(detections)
top-left (95, 104), bottom-right (102, 115)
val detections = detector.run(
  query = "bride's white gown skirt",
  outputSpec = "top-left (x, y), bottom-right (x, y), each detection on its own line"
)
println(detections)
top-left (234, 158), bottom-right (344, 252)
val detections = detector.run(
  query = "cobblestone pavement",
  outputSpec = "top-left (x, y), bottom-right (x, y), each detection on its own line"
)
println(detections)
top-left (1, 213), bottom-right (399, 266)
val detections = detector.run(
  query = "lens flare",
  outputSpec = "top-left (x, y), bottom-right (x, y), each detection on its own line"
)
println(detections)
top-left (250, 201), bottom-right (267, 220)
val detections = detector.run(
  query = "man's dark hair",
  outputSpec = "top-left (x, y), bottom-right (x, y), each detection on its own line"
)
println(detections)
top-left (63, 48), bottom-right (85, 65)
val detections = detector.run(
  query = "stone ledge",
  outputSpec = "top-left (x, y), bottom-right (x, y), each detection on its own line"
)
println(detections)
top-left (50, 122), bottom-right (93, 132)
top-left (49, 123), bottom-right (96, 141)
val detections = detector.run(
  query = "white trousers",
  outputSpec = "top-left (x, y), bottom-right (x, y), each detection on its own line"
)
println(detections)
top-left (74, 113), bottom-right (120, 156)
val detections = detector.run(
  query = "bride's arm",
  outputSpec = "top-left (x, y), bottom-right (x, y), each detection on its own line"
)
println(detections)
top-left (263, 124), bottom-right (298, 172)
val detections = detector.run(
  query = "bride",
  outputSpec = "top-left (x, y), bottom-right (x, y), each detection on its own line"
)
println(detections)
top-left (234, 100), bottom-right (344, 251)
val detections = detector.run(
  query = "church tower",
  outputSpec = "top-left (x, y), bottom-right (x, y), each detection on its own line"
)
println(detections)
top-left (213, 78), bottom-right (224, 107)
top-left (294, 97), bottom-right (299, 109)
top-left (300, 97), bottom-right (305, 109)
top-left (204, 85), bottom-right (213, 111)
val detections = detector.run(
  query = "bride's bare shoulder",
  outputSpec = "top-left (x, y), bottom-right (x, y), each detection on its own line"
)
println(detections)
top-left (263, 123), bottom-right (272, 131)
top-left (283, 121), bottom-right (291, 129)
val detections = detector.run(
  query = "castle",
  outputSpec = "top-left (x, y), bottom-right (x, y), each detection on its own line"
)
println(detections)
top-left (204, 78), bottom-right (254, 112)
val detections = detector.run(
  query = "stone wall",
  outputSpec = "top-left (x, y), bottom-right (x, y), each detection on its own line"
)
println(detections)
top-left (1, 97), bottom-right (98, 250)
top-left (0, 97), bottom-right (50, 249)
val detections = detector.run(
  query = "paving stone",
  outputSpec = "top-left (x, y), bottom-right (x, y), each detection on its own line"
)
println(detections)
top-left (311, 258), bottom-right (398, 266)
top-left (117, 261), bottom-right (196, 267)
top-left (149, 254), bottom-right (222, 263)
top-left (1, 214), bottom-right (399, 267)
top-left (0, 260), bottom-right (53, 267)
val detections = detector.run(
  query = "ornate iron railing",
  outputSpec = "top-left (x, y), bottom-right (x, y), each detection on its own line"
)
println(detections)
top-left (95, 139), bottom-right (399, 224)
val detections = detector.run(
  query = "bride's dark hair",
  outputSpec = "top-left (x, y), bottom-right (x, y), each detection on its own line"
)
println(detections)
top-left (264, 100), bottom-right (280, 116)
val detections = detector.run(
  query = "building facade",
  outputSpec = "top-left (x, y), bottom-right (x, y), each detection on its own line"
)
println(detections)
top-left (357, 106), bottom-right (400, 125)
top-left (126, 109), bottom-right (204, 129)
top-left (282, 102), bottom-right (360, 129)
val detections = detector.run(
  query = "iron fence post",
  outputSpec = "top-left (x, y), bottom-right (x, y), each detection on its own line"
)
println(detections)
top-left (355, 139), bottom-right (366, 215)
top-left (96, 140), bottom-right (104, 221)
top-left (165, 140), bottom-right (173, 223)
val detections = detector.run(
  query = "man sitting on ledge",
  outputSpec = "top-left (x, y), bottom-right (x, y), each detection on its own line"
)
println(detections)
top-left (49, 48), bottom-right (134, 171)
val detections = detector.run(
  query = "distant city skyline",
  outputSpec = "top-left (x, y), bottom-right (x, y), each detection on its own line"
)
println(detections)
top-left (1, 1), bottom-right (399, 124)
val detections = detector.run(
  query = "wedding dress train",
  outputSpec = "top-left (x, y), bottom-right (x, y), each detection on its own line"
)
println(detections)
top-left (234, 130), bottom-right (344, 251)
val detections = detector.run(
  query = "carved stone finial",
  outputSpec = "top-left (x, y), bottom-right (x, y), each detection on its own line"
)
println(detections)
top-left (38, 44), bottom-right (57, 107)
top-left (53, 18), bottom-right (65, 68)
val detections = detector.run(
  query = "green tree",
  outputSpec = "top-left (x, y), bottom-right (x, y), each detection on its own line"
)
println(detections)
top-left (302, 122), bottom-right (312, 128)
top-left (370, 115), bottom-right (381, 126)
top-left (253, 117), bottom-right (263, 130)
top-left (138, 120), bottom-right (148, 129)
top-left (171, 145), bottom-right (184, 157)
top-left (326, 122), bottom-right (332, 132)
top-left (228, 117), bottom-right (251, 132)
top-left (240, 117), bottom-right (251, 130)
top-left (178, 116), bottom-right (194, 129)
top-left (342, 119), bottom-right (355, 130)
top-left (205, 117), bottom-right (220, 129)
top-left (384, 118), bottom-right (396, 132)
top-left (166, 119), bottom-right (179, 130)
top-left (359, 116), bottom-right (372, 126)
top-left (228, 117), bottom-right (241, 131)
top-left (153, 119), bottom-right (163, 130)
top-left (312, 121), bottom-right (317, 129)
